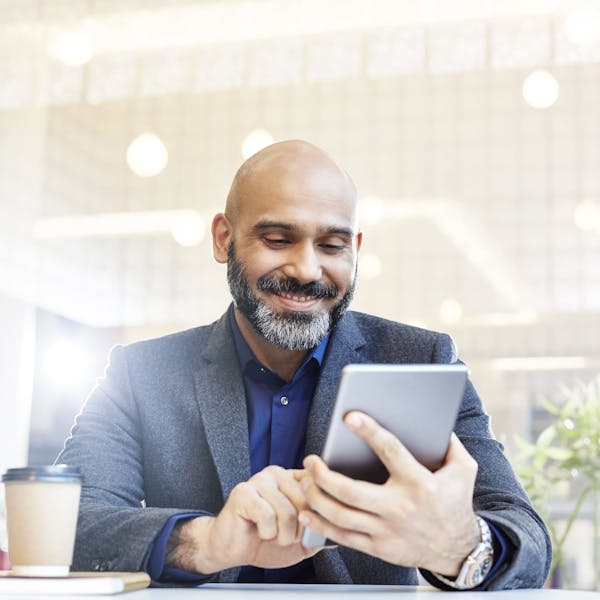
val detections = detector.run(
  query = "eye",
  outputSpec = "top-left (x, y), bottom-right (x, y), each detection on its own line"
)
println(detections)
top-left (320, 244), bottom-right (344, 252)
top-left (319, 238), bottom-right (349, 253)
top-left (264, 237), bottom-right (291, 247)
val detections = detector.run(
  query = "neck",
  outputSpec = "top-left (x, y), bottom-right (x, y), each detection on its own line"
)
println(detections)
top-left (233, 308), bottom-right (309, 382)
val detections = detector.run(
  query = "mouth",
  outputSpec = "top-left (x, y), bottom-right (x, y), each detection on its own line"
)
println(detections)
top-left (270, 290), bottom-right (323, 312)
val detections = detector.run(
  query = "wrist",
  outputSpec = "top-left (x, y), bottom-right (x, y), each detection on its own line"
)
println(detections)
top-left (437, 515), bottom-right (481, 576)
top-left (433, 516), bottom-right (495, 590)
top-left (167, 516), bottom-right (222, 575)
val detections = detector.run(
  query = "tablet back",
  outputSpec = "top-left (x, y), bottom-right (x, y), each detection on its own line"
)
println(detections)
top-left (321, 364), bottom-right (468, 484)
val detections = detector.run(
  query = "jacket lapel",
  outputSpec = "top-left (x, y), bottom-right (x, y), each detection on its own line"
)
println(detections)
top-left (304, 311), bottom-right (366, 457)
top-left (304, 312), bottom-right (366, 584)
top-left (192, 311), bottom-right (251, 503)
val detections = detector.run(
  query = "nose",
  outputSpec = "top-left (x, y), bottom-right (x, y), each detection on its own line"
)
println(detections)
top-left (283, 241), bottom-right (323, 283)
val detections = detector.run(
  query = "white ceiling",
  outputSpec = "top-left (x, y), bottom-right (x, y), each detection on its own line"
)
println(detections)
top-left (0, 0), bottom-right (599, 349)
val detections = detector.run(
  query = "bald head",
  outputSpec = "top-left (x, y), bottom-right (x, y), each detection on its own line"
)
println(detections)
top-left (212, 139), bottom-right (362, 355)
top-left (225, 140), bottom-right (357, 221)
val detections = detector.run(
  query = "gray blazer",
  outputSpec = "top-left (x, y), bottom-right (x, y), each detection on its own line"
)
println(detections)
top-left (58, 308), bottom-right (551, 588)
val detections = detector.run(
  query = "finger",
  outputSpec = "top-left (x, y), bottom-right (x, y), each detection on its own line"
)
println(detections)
top-left (252, 471), bottom-right (302, 545)
top-left (274, 470), bottom-right (309, 514)
top-left (344, 411), bottom-right (428, 481)
top-left (438, 434), bottom-right (478, 480)
top-left (303, 455), bottom-right (381, 513)
top-left (300, 474), bottom-right (377, 534)
top-left (292, 469), bottom-right (309, 481)
top-left (234, 482), bottom-right (278, 540)
top-left (272, 470), bottom-right (311, 539)
top-left (298, 508), bottom-right (372, 556)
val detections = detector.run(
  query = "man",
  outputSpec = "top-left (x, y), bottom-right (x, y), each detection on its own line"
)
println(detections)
top-left (58, 140), bottom-right (551, 589)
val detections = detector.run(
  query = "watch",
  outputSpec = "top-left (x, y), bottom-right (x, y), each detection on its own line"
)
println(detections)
top-left (433, 516), bottom-right (494, 590)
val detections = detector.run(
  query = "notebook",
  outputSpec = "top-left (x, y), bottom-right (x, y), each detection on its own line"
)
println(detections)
top-left (0, 571), bottom-right (150, 595)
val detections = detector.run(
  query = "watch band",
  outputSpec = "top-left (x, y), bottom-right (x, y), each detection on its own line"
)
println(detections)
top-left (433, 516), bottom-right (495, 590)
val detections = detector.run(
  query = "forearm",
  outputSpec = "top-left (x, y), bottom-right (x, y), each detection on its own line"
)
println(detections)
top-left (165, 516), bottom-right (224, 575)
top-left (72, 504), bottom-right (186, 572)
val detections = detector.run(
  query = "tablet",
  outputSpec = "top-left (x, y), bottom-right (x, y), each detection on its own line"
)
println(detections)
top-left (301, 363), bottom-right (468, 548)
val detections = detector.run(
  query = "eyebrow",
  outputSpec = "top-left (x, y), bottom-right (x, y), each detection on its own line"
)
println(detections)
top-left (251, 220), bottom-right (355, 237)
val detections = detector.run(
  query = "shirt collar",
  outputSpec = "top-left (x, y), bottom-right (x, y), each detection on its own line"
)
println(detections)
top-left (228, 303), bottom-right (330, 375)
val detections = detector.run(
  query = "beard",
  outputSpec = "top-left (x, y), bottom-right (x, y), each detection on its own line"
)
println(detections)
top-left (226, 240), bottom-right (356, 351)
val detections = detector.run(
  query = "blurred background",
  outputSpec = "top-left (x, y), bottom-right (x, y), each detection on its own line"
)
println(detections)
top-left (1, 0), bottom-right (600, 588)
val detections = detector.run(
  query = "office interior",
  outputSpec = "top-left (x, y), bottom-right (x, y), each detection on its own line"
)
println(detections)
top-left (0, 0), bottom-right (599, 589)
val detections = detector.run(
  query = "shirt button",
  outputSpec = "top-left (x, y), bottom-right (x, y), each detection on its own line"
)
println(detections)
top-left (280, 396), bottom-right (289, 406)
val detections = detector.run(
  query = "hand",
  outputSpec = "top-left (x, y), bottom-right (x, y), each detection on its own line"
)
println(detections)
top-left (298, 411), bottom-right (481, 576)
top-left (169, 465), bottom-right (321, 574)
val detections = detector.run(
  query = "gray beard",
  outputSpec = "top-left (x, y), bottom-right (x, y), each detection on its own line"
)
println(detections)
top-left (250, 302), bottom-right (332, 351)
top-left (226, 241), bottom-right (355, 351)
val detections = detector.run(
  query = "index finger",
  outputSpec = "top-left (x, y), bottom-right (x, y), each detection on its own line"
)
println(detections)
top-left (344, 411), bottom-right (428, 481)
top-left (292, 469), bottom-right (309, 481)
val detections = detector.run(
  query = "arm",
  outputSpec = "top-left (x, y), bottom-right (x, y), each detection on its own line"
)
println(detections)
top-left (435, 334), bottom-right (552, 589)
top-left (162, 467), bottom-right (320, 576)
top-left (58, 346), bottom-right (318, 577)
top-left (57, 345), bottom-right (193, 573)
top-left (298, 334), bottom-right (551, 590)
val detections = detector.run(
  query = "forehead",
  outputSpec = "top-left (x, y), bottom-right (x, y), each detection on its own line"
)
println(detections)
top-left (234, 157), bottom-right (358, 232)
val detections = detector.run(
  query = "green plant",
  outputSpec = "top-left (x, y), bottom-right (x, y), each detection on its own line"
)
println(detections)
top-left (512, 374), bottom-right (600, 589)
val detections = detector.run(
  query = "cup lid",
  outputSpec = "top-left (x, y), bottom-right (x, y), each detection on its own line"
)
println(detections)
top-left (2, 465), bottom-right (82, 483)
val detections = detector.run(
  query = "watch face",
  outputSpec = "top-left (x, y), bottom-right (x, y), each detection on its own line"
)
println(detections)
top-left (468, 552), bottom-right (494, 587)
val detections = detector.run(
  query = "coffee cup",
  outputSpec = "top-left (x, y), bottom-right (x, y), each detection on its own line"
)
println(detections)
top-left (2, 465), bottom-right (82, 577)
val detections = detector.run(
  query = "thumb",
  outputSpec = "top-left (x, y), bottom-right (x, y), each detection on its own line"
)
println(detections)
top-left (442, 433), bottom-right (478, 475)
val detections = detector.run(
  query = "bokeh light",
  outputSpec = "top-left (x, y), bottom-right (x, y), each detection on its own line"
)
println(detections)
top-left (126, 133), bottom-right (169, 177)
top-left (522, 69), bottom-right (559, 109)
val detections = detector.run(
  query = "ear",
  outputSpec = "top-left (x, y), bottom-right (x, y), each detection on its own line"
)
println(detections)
top-left (356, 231), bottom-right (363, 253)
top-left (212, 213), bottom-right (233, 264)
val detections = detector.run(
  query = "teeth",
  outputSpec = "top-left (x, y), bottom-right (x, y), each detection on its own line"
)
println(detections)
top-left (279, 292), bottom-right (315, 302)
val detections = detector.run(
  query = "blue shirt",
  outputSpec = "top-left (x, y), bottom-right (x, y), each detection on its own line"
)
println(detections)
top-left (148, 306), bottom-right (509, 585)
top-left (230, 307), bottom-right (329, 583)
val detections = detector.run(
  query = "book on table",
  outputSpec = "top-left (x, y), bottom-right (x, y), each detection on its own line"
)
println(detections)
top-left (0, 571), bottom-right (151, 595)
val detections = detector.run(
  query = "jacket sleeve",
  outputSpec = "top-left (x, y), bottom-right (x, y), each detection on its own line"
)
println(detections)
top-left (56, 345), bottom-right (206, 574)
top-left (421, 333), bottom-right (552, 590)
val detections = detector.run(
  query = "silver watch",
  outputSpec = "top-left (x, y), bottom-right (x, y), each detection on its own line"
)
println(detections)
top-left (433, 516), bottom-right (494, 590)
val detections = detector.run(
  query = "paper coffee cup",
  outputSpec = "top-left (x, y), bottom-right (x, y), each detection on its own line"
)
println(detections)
top-left (2, 465), bottom-right (82, 577)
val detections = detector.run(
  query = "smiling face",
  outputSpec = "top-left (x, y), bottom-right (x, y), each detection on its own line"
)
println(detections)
top-left (212, 140), bottom-right (362, 351)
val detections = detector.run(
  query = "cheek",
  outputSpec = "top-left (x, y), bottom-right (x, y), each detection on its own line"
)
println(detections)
top-left (328, 258), bottom-right (357, 290)
top-left (242, 249), bottom-right (282, 282)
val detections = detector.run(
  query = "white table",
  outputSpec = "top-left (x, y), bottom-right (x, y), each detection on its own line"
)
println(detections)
top-left (2, 584), bottom-right (599, 600)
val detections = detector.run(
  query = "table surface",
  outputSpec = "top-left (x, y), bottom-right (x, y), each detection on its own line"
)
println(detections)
top-left (2, 584), bottom-right (600, 599)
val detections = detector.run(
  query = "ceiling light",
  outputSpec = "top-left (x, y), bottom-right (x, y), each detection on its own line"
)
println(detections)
top-left (52, 30), bottom-right (94, 67)
top-left (522, 69), bottom-right (559, 109)
top-left (126, 133), bottom-right (168, 177)
top-left (241, 129), bottom-right (274, 160)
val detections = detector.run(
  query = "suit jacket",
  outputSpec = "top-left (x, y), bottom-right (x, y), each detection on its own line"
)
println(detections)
top-left (58, 308), bottom-right (551, 588)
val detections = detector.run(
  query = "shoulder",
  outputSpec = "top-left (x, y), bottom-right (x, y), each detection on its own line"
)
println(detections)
top-left (108, 317), bottom-right (223, 372)
top-left (346, 310), bottom-right (445, 343)
top-left (343, 310), bottom-right (457, 363)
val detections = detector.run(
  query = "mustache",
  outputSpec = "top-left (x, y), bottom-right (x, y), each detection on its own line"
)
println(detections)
top-left (257, 275), bottom-right (339, 299)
